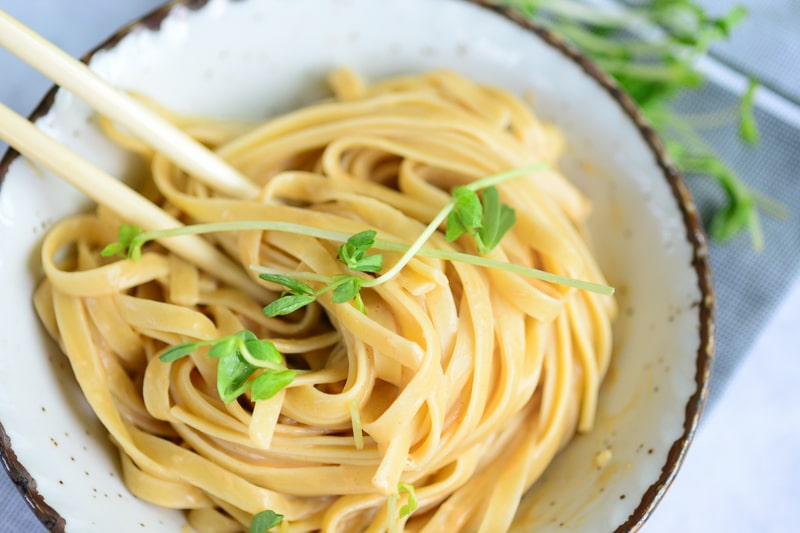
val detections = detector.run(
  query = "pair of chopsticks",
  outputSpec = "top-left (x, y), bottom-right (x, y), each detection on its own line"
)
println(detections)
top-left (0, 10), bottom-right (264, 297)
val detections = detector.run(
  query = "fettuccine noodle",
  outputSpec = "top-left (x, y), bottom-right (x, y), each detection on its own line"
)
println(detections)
top-left (34, 70), bottom-right (615, 532)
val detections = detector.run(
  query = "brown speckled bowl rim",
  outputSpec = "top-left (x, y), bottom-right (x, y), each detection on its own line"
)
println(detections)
top-left (0, 0), bottom-right (714, 531)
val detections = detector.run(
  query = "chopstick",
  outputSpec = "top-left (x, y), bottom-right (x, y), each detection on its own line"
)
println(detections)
top-left (0, 102), bottom-right (265, 300)
top-left (0, 9), bottom-right (259, 200)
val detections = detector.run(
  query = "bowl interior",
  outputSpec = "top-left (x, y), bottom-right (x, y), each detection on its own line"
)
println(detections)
top-left (0, 1), bottom-right (711, 531)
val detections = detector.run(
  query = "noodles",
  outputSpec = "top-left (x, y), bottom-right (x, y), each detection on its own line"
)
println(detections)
top-left (34, 69), bottom-right (615, 532)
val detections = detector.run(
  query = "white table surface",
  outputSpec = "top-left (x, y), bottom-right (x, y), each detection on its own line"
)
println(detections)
top-left (1, 1), bottom-right (799, 532)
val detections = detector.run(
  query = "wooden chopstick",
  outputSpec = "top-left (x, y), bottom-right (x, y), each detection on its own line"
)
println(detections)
top-left (0, 102), bottom-right (265, 300)
top-left (0, 9), bottom-right (260, 200)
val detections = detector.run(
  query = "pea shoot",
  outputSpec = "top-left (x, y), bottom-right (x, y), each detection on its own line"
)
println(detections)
top-left (262, 167), bottom-right (535, 316)
top-left (387, 482), bottom-right (418, 533)
top-left (259, 229), bottom-right (383, 315)
top-left (160, 330), bottom-right (295, 403)
top-left (102, 165), bottom-right (614, 324)
top-left (260, 271), bottom-right (370, 316)
top-left (338, 229), bottom-right (384, 273)
top-left (101, 223), bottom-right (145, 261)
top-left (398, 482), bottom-right (418, 519)
top-left (249, 510), bottom-right (284, 533)
top-left (446, 185), bottom-right (516, 255)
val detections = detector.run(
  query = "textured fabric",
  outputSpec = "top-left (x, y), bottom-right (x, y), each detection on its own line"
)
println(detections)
top-left (677, 81), bottom-right (800, 404)
top-left (669, 0), bottom-right (800, 406)
top-left (0, 485), bottom-right (43, 531)
top-left (701, 0), bottom-right (800, 103)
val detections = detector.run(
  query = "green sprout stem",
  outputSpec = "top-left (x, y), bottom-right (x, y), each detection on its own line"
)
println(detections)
top-left (252, 245), bottom-right (612, 296)
top-left (105, 166), bottom-right (546, 259)
top-left (105, 164), bottom-right (614, 320)
top-left (106, 164), bottom-right (612, 294)
top-left (339, 164), bottom-right (546, 287)
top-left (652, 107), bottom-right (766, 250)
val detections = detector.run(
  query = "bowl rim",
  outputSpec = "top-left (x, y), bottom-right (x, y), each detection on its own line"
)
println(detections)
top-left (0, 0), bottom-right (715, 531)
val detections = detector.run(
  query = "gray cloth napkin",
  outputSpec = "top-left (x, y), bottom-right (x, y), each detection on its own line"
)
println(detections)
top-left (682, 85), bottom-right (800, 405)
top-left (685, 0), bottom-right (800, 404)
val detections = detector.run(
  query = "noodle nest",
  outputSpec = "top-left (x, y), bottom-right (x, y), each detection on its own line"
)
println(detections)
top-left (35, 69), bottom-right (615, 533)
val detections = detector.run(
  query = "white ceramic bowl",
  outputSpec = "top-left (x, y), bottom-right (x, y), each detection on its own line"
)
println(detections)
top-left (0, 1), bottom-right (713, 531)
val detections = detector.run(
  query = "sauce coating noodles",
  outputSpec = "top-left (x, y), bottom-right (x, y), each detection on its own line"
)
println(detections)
top-left (34, 70), bottom-right (615, 532)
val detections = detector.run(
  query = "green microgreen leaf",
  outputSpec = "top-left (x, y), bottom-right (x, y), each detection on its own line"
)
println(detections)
top-left (445, 185), bottom-right (516, 254)
top-left (262, 294), bottom-right (316, 317)
top-left (714, 5), bottom-right (748, 37)
top-left (332, 276), bottom-right (363, 305)
top-left (475, 186), bottom-right (517, 254)
top-left (338, 230), bottom-right (384, 273)
top-left (352, 253), bottom-right (383, 273)
top-left (260, 273), bottom-right (322, 317)
top-left (259, 273), bottom-right (315, 296)
top-left (250, 370), bottom-right (296, 401)
top-left (343, 229), bottom-right (376, 252)
top-left (207, 336), bottom-right (237, 359)
top-left (351, 292), bottom-right (367, 314)
top-left (249, 509), bottom-right (284, 533)
top-left (398, 482), bottom-right (418, 519)
top-left (99, 242), bottom-right (128, 259)
top-left (665, 136), bottom-right (763, 250)
top-left (738, 77), bottom-right (760, 145)
top-left (244, 339), bottom-right (283, 365)
top-left (159, 342), bottom-right (199, 362)
top-left (101, 224), bottom-right (145, 261)
top-left (161, 330), bottom-right (296, 404)
top-left (236, 330), bottom-right (258, 342)
top-left (446, 186), bottom-right (483, 242)
top-left (217, 351), bottom-right (257, 404)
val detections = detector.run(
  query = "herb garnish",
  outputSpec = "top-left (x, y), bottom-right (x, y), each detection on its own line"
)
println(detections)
top-left (101, 223), bottom-right (145, 261)
top-left (397, 482), bottom-right (418, 519)
top-left (103, 166), bottom-right (614, 321)
top-left (446, 185), bottom-right (516, 255)
top-left (338, 229), bottom-right (384, 273)
top-left (249, 509), bottom-right (284, 533)
top-left (258, 230), bottom-right (383, 315)
top-left (160, 330), bottom-right (295, 403)
top-left (387, 482), bottom-right (418, 532)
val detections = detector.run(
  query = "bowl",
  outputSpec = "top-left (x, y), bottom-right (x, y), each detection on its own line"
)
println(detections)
top-left (0, 0), bottom-right (714, 531)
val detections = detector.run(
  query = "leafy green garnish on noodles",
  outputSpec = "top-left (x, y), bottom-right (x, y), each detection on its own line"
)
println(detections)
top-left (249, 509), bottom-right (284, 533)
top-left (258, 231), bottom-right (383, 313)
top-left (258, 274), bottom-right (318, 316)
top-left (100, 224), bottom-right (145, 260)
top-left (338, 229), bottom-right (384, 273)
top-left (387, 482), bottom-right (419, 532)
top-left (103, 165), bottom-right (614, 321)
top-left (446, 185), bottom-right (516, 255)
top-left (160, 330), bottom-right (295, 403)
top-left (398, 482), bottom-right (418, 519)
top-left (262, 167), bottom-right (533, 316)
top-left (259, 271), bottom-right (370, 317)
